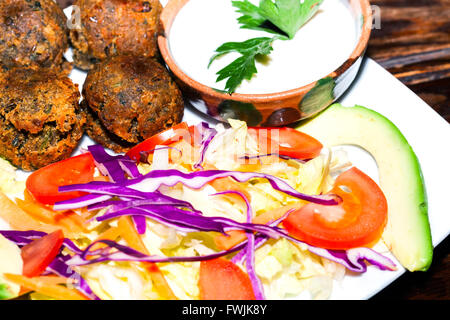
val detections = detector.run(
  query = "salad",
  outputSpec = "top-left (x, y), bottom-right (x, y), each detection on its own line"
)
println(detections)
top-left (0, 119), bottom-right (397, 300)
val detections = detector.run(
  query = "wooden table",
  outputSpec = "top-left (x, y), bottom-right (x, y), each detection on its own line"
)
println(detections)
top-left (56, 0), bottom-right (450, 300)
top-left (368, 0), bottom-right (450, 300)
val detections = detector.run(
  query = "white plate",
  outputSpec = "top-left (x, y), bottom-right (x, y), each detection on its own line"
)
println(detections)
top-left (57, 6), bottom-right (448, 300)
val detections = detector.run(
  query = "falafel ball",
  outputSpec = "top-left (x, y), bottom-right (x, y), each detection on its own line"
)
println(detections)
top-left (83, 55), bottom-right (184, 153)
top-left (0, 0), bottom-right (70, 71)
top-left (70, 0), bottom-right (162, 70)
top-left (81, 100), bottom-right (135, 153)
top-left (0, 69), bottom-right (85, 171)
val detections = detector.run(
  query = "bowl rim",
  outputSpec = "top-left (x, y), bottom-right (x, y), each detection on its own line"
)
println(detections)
top-left (157, 0), bottom-right (373, 102)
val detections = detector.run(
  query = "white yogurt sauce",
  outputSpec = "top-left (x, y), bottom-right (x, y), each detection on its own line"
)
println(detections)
top-left (168, 0), bottom-right (359, 94)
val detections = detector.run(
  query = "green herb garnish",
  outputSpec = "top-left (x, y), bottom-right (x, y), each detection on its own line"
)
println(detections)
top-left (257, 0), bottom-right (323, 39)
top-left (232, 0), bottom-right (284, 36)
top-left (209, 37), bottom-right (276, 94)
top-left (210, 0), bottom-right (323, 94)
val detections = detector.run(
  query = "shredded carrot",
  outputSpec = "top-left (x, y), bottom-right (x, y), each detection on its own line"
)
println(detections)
top-left (23, 188), bottom-right (38, 202)
top-left (15, 198), bottom-right (54, 224)
top-left (117, 216), bottom-right (149, 254)
top-left (209, 177), bottom-right (252, 201)
top-left (95, 226), bottom-right (121, 242)
top-left (53, 211), bottom-right (86, 233)
top-left (18, 275), bottom-right (76, 296)
top-left (19, 275), bottom-right (78, 295)
top-left (93, 175), bottom-right (110, 182)
top-left (28, 275), bottom-right (77, 285)
top-left (23, 189), bottom-right (87, 229)
top-left (15, 195), bottom-right (86, 237)
top-left (203, 163), bottom-right (252, 201)
top-left (236, 163), bottom-right (264, 172)
top-left (4, 274), bottom-right (88, 300)
top-left (116, 216), bottom-right (177, 300)
top-left (141, 263), bottom-right (178, 300)
top-left (0, 191), bottom-right (58, 233)
top-left (90, 226), bottom-right (121, 250)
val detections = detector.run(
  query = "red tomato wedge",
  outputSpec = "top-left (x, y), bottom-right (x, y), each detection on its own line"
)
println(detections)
top-left (199, 258), bottom-right (255, 300)
top-left (21, 230), bottom-right (65, 277)
top-left (126, 122), bottom-right (190, 162)
top-left (283, 167), bottom-right (388, 250)
top-left (26, 153), bottom-right (96, 205)
top-left (188, 125), bottom-right (199, 146)
top-left (247, 127), bottom-right (323, 160)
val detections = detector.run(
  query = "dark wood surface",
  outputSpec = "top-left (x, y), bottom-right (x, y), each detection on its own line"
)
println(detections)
top-left (56, 0), bottom-right (450, 300)
top-left (367, 0), bottom-right (450, 300)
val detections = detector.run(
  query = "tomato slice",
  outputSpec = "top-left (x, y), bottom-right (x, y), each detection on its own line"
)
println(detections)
top-left (247, 127), bottom-right (323, 160)
top-left (26, 153), bottom-right (96, 205)
top-left (126, 122), bottom-right (190, 162)
top-left (21, 230), bottom-right (65, 277)
top-left (188, 125), bottom-right (199, 146)
top-left (283, 167), bottom-right (388, 250)
top-left (199, 258), bottom-right (255, 300)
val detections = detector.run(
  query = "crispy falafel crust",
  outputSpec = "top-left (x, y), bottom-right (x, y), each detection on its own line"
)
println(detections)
top-left (81, 100), bottom-right (134, 154)
top-left (0, 70), bottom-right (85, 171)
top-left (70, 0), bottom-right (162, 70)
top-left (83, 55), bottom-right (184, 149)
top-left (0, 0), bottom-right (69, 71)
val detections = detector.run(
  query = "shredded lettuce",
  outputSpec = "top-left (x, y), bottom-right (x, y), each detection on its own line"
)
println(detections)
top-left (81, 262), bottom-right (158, 300)
top-left (252, 238), bottom-right (346, 300)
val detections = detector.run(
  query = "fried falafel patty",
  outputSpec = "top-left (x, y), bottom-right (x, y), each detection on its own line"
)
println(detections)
top-left (81, 100), bottom-right (134, 153)
top-left (0, 0), bottom-right (69, 71)
top-left (83, 55), bottom-right (184, 153)
top-left (0, 70), bottom-right (85, 171)
top-left (70, 0), bottom-right (162, 70)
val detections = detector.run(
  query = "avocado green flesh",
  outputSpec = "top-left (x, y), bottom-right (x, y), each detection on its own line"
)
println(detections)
top-left (0, 283), bottom-right (13, 300)
top-left (296, 104), bottom-right (433, 271)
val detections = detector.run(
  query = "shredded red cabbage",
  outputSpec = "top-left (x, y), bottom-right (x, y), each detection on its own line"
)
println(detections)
top-left (88, 145), bottom-right (145, 232)
top-left (48, 255), bottom-right (100, 300)
top-left (66, 239), bottom-right (247, 266)
top-left (57, 169), bottom-right (339, 206)
top-left (88, 192), bottom-right (200, 214)
top-left (53, 194), bottom-right (112, 211)
top-left (88, 145), bottom-right (126, 182)
top-left (55, 184), bottom-right (200, 212)
top-left (88, 144), bottom-right (141, 180)
top-left (231, 210), bottom-right (294, 265)
top-left (212, 191), bottom-right (265, 300)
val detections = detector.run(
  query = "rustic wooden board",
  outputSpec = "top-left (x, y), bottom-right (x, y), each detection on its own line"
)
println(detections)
top-left (368, 0), bottom-right (450, 300)
top-left (368, 0), bottom-right (450, 123)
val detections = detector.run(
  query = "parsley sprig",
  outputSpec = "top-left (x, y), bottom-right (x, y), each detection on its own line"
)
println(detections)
top-left (210, 0), bottom-right (323, 94)
top-left (209, 37), bottom-right (277, 94)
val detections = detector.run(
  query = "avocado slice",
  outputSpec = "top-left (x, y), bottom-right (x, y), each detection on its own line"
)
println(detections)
top-left (0, 234), bottom-right (23, 299)
top-left (296, 103), bottom-right (433, 271)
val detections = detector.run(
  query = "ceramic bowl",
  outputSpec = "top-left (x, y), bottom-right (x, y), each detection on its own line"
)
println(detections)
top-left (158, 0), bottom-right (373, 127)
